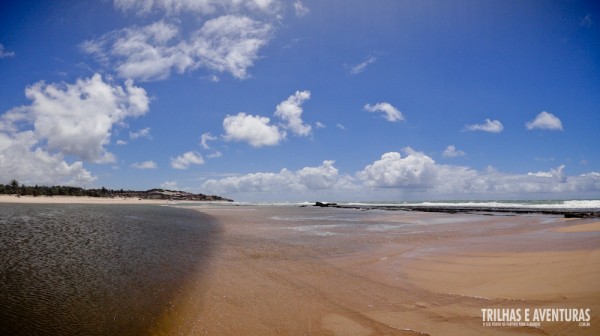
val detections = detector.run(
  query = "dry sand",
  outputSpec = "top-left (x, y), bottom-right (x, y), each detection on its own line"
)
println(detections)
top-left (0, 194), bottom-right (172, 204)
top-left (152, 205), bottom-right (600, 336)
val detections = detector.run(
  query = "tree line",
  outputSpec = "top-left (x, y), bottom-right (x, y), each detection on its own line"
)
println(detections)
top-left (1, 179), bottom-right (124, 197)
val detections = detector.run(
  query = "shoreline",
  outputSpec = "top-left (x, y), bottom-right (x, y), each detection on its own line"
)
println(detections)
top-left (314, 202), bottom-right (600, 218)
top-left (3, 194), bottom-right (599, 218)
top-left (0, 194), bottom-right (186, 205)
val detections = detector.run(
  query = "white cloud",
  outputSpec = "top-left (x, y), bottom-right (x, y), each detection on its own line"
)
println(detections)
top-left (364, 102), bottom-right (404, 122)
top-left (219, 90), bottom-right (313, 148)
top-left (200, 148), bottom-right (600, 200)
top-left (350, 56), bottom-right (376, 75)
top-left (170, 151), bottom-right (205, 169)
top-left (527, 165), bottom-right (566, 181)
top-left (222, 112), bottom-right (284, 147)
top-left (131, 160), bottom-right (157, 169)
top-left (356, 150), bottom-right (599, 196)
top-left (0, 131), bottom-right (95, 185)
top-left (190, 15), bottom-right (272, 79)
top-left (525, 111), bottom-right (563, 131)
top-left (1, 74), bottom-right (149, 164)
top-left (160, 181), bottom-right (179, 189)
top-left (293, 0), bottom-right (309, 17)
top-left (357, 148), bottom-right (438, 189)
top-left (315, 121), bottom-right (326, 129)
top-left (130, 127), bottom-right (151, 139)
top-left (464, 118), bottom-right (504, 133)
top-left (114, 0), bottom-right (280, 16)
top-left (0, 43), bottom-right (15, 58)
top-left (202, 160), bottom-right (350, 194)
top-left (82, 21), bottom-right (192, 81)
top-left (0, 74), bottom-right (149, 185)
top-left (296, 160), bottom-right (343, 190)
top-left (207, 151), bottom-right (222, 158)
top-left (336, 123), bottom-right (345, 130)
top-left (274, 90), bottom-right (312, 136)
top-left (82, 16), bottom-right (272, 81)
top-left (200, 132), bottom-right (217, 149)
top-left (116, 140), bottom-right (128, 145)
top-left (442, 145), bottom-right (466, 158)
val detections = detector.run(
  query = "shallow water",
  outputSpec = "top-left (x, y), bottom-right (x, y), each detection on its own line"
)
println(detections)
top-left (0, 204), bottom-right (219, 336)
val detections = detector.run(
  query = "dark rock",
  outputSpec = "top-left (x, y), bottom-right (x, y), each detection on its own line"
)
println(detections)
top-left (314, 201), bottom-right (338, 207)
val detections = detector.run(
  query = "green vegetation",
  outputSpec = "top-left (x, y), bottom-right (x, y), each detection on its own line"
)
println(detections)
top-left (1, 180), bottom-right (117, 197)
top-left (0, 180), bottom-right (232, 201)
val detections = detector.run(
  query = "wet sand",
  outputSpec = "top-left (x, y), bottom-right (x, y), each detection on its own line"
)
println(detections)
top-left (159, 205), bottom-right (600, 336)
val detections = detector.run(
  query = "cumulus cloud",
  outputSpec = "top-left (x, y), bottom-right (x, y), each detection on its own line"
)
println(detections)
top-left (131, 160), bottom-right (157, 169)
top-left (1, 73), bottom-right (149, 164)
top-left (356, 150), bottom-right (599, 196)
top-left (0, 131), bottom-right (95, 185)
top-left (274, 90), bottom-right (312, 136)
top-left (82, 16), bottom-right (272, 81)
top-left (170, 151), bottom-right (204, 169)
top-left (357, 148), bottom-right (438, 189)
top-left (202, 160), bottom-right (349, 194)
top-left (350, 56), bottom-right (377, 75)
top-left (0, 74), bottom-right (149, 185)
top-left (219, 90), bottom-right (313, 148)
top-left (527, 165), bottom-right (566, 182)
top-left (200, 148), bottom-right (600, 199)
top-left (222, 112), bottom-right (284, 147)
top-left (364, 102), bottom-right (404, 122)
top-left (0, 43), bottom-right (15, 58)
top-left (464, 118), bottom-right (504, 133)
top-left (525, 111), bottom-right (563, 131)
top-left (442, 145), bottom-right (466, 158)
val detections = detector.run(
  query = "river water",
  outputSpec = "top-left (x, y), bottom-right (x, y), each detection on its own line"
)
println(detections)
top-left (0, 204), bottom-right (219, 335)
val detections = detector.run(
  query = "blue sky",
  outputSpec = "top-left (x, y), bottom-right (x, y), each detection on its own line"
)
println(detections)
top-left (1, 0), bottom-right (599, 201)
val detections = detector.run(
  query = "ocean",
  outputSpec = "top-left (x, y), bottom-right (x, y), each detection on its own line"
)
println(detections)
top-left (199, 199), bottom-right (599, 208)
top-left (0, 203), bottom-right (220, 336)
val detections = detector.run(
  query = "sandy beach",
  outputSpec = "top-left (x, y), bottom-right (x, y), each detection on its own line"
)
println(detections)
top-left (0, 194), bottom-right (173, 205)
top-left (151, 205), bottom-right (599, 336)
top-left (2, 199), bottom-right (599, 335)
